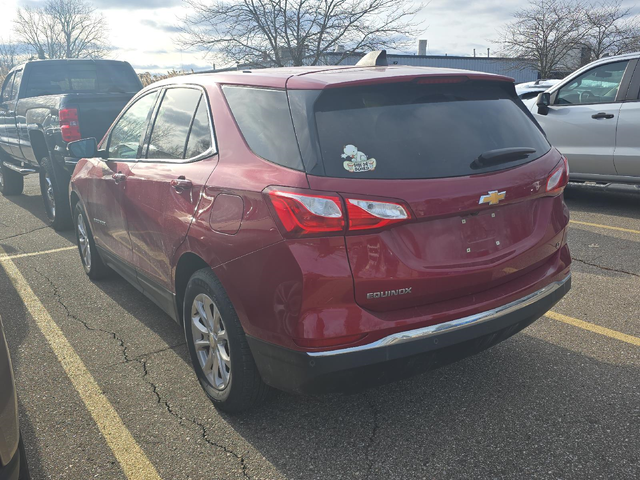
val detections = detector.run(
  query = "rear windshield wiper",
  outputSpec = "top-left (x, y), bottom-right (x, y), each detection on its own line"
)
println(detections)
top-left (471, 147), bottom-right (537, 169)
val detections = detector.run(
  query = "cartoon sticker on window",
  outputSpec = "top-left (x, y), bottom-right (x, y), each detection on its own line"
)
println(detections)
top-left (342, 145), bottom-right (377, 173)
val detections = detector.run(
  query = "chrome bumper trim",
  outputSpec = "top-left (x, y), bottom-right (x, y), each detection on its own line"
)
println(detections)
top-left (2, 161), bottom-right (37, 175)
top-left (308, 274), bottom-right (571, 358)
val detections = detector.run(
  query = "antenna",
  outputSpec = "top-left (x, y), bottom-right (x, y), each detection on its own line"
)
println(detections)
top-left (355, 50), bottom-right (388, 67)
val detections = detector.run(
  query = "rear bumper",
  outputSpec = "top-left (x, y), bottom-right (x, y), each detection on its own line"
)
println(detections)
top-left (247, 274), bottom-right (571, 394)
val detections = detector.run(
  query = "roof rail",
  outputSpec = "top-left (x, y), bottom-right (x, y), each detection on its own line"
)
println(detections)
top-left (355, 50), bottom-right (388, 67)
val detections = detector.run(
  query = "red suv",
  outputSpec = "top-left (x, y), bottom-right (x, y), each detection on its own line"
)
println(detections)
top-left (69, 57), bottom-right (571, 412)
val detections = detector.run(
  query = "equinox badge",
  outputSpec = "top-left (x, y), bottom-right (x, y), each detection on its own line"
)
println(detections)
top-left (479, 190), bottom-right (506, 206)
top-left (367, 288), bottom-right (412, 300)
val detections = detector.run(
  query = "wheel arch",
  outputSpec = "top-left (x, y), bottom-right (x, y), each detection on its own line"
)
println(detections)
top-left (28, 130), bottom-right (51, 164)
top-left (174, 252), bottom-right (210, 324)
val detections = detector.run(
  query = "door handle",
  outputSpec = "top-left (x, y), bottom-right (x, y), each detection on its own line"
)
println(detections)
top-left (591, 112), bottom-right (615, 119)
top-left (171, 177), bottom-right (192, 192)
top-left (112, 172), bottom-right (126, 184)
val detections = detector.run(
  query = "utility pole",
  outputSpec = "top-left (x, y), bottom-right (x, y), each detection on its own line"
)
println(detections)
top-left (487, 48), bottom-right (490, 58)
top-left (473, 49), bottom-right (476, 57)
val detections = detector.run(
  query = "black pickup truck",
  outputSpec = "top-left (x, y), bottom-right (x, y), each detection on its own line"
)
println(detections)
top-left (0, 59), bottom-right (142, 229)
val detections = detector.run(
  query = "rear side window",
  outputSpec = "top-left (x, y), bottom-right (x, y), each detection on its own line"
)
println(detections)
top-left (24, 61), bottom-right (142, 97)
top-left (147, 88), bottom-right (202, 160)
top-left (291, 81), bottom-right (550, 179)
top-left (223, 86), bottom-right (303, 170)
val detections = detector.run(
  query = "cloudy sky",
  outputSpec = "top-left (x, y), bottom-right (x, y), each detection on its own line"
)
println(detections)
top-left (1, 0), bottom-right (638, 74)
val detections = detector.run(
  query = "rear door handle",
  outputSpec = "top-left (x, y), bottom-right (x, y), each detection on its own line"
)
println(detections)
top-left (171, 177), bottom-right (192, 192)
top-left (112, 172), bottom-right (126, 184)
top-left (591, 112), bottom-right (615, 119)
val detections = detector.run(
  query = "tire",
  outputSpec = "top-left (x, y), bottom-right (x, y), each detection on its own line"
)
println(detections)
top-left (74, 202), bottom-right (110, 279)
top-left (39, 155), bottom-right (72, 231)
top-left (0, 162), bottom-right (24, 196)
top-left (184, 268), bottom-right (271, 413)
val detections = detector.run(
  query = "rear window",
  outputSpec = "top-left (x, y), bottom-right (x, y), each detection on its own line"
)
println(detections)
top-left (222, 86), bottom-right (303, 170)
top-left (24, 61), bottom-right (142, 97)
top-left (292, 81), bottom-right (550, 179)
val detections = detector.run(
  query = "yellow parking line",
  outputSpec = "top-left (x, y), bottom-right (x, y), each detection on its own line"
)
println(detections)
top-left (547, 311), bottom-right (640, 347)
top-left (0, 246), bottom-right (76, 262)
top-left (570, 220), bottom-right (640, 235)
top-left (0, 245), bottom-right (161, 480)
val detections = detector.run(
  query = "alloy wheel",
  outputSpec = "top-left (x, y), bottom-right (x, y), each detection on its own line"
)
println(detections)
top-left (191, 293), bottom-right (231, 390)
top-left (76, 213), bottom-right (91, 270)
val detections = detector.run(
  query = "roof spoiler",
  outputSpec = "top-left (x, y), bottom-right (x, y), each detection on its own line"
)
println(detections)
top-left (355, 50), bottom-right (388, 67)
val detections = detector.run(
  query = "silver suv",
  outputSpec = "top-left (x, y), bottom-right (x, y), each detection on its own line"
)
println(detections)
top-left (0, 317), bottom-right (29, 480)
top-left (532, 52), bottom-right (640, 185)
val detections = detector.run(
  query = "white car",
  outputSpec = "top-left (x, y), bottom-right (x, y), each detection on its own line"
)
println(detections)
top-left (531, 52), bottom-right (640, 185)
top-left (516, 80), bottom-right (561, 108)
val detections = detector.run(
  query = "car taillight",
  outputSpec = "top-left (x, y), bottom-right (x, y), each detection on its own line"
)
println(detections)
top-left (346, 198), bottom-right (411, 231)
top-left (59, 108), bottom-right (81, 143)
top-left (546, 156), bottom-right (569, 194)
top-left (265, 187), bottom-right (413, 238)
top-left (267, 190), bottom-right (345, 237)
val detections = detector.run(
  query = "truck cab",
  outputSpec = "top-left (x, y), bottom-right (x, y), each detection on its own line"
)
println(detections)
top-left (0, 59), bottom-right (142, 230)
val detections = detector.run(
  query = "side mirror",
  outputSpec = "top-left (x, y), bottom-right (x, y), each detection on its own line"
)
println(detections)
top-left (536, 92), bottom-right (551, 115)
top-left (68, 137), bottom-right (103, 158)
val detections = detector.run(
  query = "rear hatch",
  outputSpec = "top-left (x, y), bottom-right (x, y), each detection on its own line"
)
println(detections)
top-left (290, 77), bottom-right (568, 312)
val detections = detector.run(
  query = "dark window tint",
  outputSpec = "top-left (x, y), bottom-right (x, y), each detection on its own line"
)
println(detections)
top-left (108, 91), bottom-right (159, 159)
top-left (223, 86), bottom-right (303, 170)
top-left (24, 61), bottom-right (142, 97)
top-left (185, 99), bottom-right (213, 158)
top-left (147, 88), bottom-right (201, 160)
top-left (299, 81), bottom-right (550, 179)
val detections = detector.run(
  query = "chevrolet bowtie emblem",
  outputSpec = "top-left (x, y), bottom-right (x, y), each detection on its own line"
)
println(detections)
top-left (479, 190), bottom-right (506, 206)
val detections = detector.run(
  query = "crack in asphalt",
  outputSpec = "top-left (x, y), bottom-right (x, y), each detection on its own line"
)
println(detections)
top-left (35, 267), bottom-right (131, 362)
top-left (364, 395), bottom-right (380, 479)
top-left (0, 225), bottom-right (48, 241)
top-left (572, 257), bottom-right (640, 279)
top-left (139, 357), bottom-right (252, 479)
top-left (34, 267), bottom-right (248, 477)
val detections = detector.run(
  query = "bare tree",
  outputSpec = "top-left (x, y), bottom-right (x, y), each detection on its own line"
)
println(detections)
top-left (14, 0), bottom-right (109, 60)
top-left (0, 40), bottom-right (27, 84)
top-left (499, 0), bottom-right (591, 78)
top-left (583, 0), bottom-right (640, 61)
top-left (178, 0), bottom-right (423, 68)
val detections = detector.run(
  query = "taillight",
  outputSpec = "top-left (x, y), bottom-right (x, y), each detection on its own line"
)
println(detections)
top-left (546, 156), bottom-right (569, 194)
top-left (267, 189), bottom-right (345, 238)
top-left (59, 108), bottom-right (81, 143)
top-left (346, 198), bottom-right (411, 231)
top-left (265, 187), bottom-right (413, 238)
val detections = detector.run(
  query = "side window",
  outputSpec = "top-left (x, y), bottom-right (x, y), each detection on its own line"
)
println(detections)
top-left (185, 98), bottom-right (213, 159)
top-left (1, 73), bottom-right (14, 103)
top-left (10, 70), bottom-right (23, 100)
top-left (147, 88), bottom-right (201, 160)
top-left (556, 61), bottom-right (629, 105)
top-left (222, 86), bottom-right (303, 170)
top-left (107, 91), bottom-right (159, 159)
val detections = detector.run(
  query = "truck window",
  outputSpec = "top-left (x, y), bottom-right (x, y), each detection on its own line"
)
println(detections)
top-left (9, 70), bottom-right (23, 101)
top-left (0, 73), bottom-right (14, 102)
top-left (23, 61), bottom-right (142, 98)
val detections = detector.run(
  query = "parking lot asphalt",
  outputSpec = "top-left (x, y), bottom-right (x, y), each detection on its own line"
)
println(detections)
top-left (0, 177), bottom-right (638, 480)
